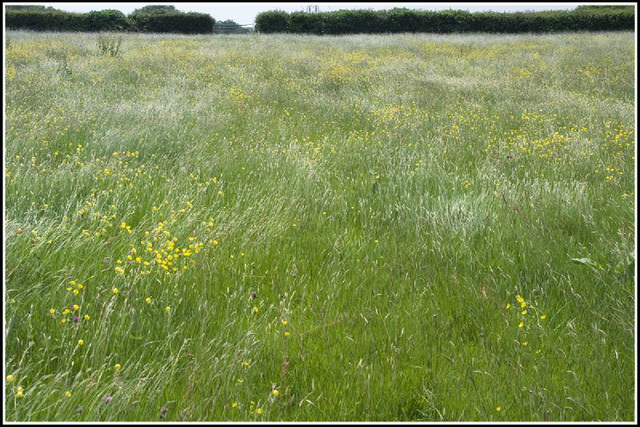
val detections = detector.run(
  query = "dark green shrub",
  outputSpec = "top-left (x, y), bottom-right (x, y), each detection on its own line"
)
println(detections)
top-left (255, 10), bottom-right (289, 33)
top-left (288, 11), bottom-right (325, 34)
top-left (132, 5), bottom-right (179, 14)
top-left (574, 5), bottom-right (635, 13)
top-left (323, 10), bottom-right (359, 34)
top-left (87, 10), bottom-right (130, 31)
top-left (432, 10), bottom-right (472, 33)
top-left (5, 5), bottom-right (59, 12)
top-left (128, 11), bottom-right (214, 34)
top-left (6, 10), bottom-right (90, 31)
top-left (385, 8), bottom-right (423, 33)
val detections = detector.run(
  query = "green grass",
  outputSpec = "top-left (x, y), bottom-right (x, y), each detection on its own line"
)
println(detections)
top-left (4, 30), bottom-right (636, 421)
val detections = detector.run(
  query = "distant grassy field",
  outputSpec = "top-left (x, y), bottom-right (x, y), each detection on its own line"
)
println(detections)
top-left (4, 30), bottom-right (636, 421)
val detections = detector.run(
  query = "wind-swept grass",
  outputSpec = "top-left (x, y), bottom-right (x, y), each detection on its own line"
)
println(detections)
top-left (4, 30), bottom-right (636, 421)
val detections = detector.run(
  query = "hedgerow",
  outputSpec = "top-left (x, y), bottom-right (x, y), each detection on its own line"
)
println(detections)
top-left (255, 7), bottom-right (635, 34)
top-left (5, 9), bottom-right (214, 34)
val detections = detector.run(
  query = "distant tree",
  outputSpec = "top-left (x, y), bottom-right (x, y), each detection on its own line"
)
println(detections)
top-left (214, 19), bottom-right (252, 34)
top-left (255, 10), bottom-right (290, 33)
top-left (132, 5), bottom-right (179, 14)
top-left (574, 5), bottom-right (634, 13)
top-left (5, 5), bottom-right (59, 11)
top-left (87, 9), bottom-right (130, 31)
top-left (129, 11), bottom-right (214, 34)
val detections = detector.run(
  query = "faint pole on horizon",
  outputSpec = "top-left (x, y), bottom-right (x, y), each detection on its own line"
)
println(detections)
top-left (306, 5), bottom-right (320, 13)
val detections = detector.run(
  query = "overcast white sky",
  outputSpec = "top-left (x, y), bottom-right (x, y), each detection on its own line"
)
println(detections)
top-left (7, 2), bottom-right (598, 25)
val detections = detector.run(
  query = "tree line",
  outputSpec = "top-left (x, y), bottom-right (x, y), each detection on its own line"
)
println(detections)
top-left (255, 6), bottom-right (635, 34)
top-left (5, 5), bottom-right (217, 34)
top-left (6, 5), bottom-right (634, 35)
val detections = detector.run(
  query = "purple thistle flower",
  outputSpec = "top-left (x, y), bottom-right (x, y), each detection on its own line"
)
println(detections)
top-left (73, 315), bottom-right (80, 323)
top-left (159, 405), bottom-right (169, 419)
top-left (250, 291), bottom-right (257, 299)
top-left (102, 395), bottom-right (113, 403)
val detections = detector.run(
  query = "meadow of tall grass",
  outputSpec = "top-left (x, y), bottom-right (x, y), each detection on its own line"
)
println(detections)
top-left (4, 30), bottom-right (636, 421)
